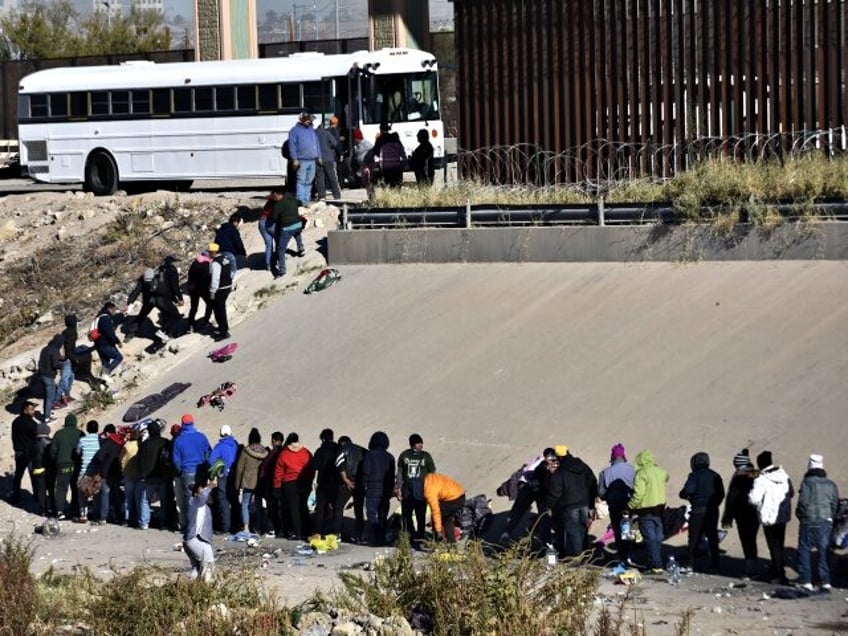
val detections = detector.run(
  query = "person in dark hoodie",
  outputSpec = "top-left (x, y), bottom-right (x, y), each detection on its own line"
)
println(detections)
top-left (186, 249), bottom-right (213, 332)
top-left (208, 425), bottom-right (239, 534)
top-left (127, 257), bottom-right (184, 342)
top-left (10, 401), bottom-right (39, 505)
top-left (48, 413), bottom-right (82, 519)
top-left (309, 428), bottom-right (339, 535)
top-left (795, 453), bottom-right (839, 592)
top-left (679, 451), bottom-right (725, 572)
top-left (234, 427), bottom-right (269, 533)
top-left (56, 314), bottom-right (89, 408)
top-left (721, 449), bottom-right (760, 579)
top-left (333, 435), bottom-right (367, 542)
top-left (748, 450), bottom-right (793, 584)
top-left (92, 302), bottom-right (124, 379)
top-left (86, 424), bottom-right (128, 524)
top-left (598, 443), bottom-right (635, 564)
top-left (37, 334), bottom-right (64, 423)
top-left (259, 431), bottom-right (285, 536)
top-left (545, 445), bottom-right (598, 557)
top-left (214, 212), bottom-right (247, 277)
top-left (137, 420), bottom-right (170, 530)
top-left (361, 431), bottom-right (395, 546)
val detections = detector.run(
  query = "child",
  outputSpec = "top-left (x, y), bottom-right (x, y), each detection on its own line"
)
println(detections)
top-left (183, 473), bottom-right (216, 582)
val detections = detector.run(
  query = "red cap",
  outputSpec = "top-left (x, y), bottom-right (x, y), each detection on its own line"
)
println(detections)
top-left (352, 128), bottom-right (364, 141)
top-left (170, 424), bottom-right (182, 437)
top-left (181, 414), bottom-right (194, 425)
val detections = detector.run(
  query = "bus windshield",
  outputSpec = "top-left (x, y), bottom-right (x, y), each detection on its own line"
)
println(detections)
top-left (362, 71), bottom-right (439, 125)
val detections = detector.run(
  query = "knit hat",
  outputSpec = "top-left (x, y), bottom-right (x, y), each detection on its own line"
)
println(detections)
top-left (756, 450), bottom-right (773, 470)
top-left (554, 445), bottom-right (568, 458)
top-left (610, 443), bottom-right (626, 460)
top-left (219, 424), bottom-right (231, 437)
top-left (181, 413), bottom-right (194, 425)
top-left (409, 433), bottom-right (423, 447)
top-left (352, 128), bottom-right (364, 141)
top-left (808, 454), bottom-right (824, 470)
top-left (170, 423), bottom-right (182, 437)
top-left (208, 242), bottom-right (220, 253)
top-left (733, 449), bottom-right (751, 469)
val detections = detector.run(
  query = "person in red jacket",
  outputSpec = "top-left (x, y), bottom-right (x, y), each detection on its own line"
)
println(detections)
top-left (274, 432), bottom-right (313, 540)
top-left (424, 473), bottom-right (466, 544)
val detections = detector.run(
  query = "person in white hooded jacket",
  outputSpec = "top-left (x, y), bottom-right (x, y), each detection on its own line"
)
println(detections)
top-left (748, 450), bottom-right (794, 584)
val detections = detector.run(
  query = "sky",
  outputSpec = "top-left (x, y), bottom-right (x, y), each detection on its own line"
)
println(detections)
top-left (167, 0), bottom-right (454, 34)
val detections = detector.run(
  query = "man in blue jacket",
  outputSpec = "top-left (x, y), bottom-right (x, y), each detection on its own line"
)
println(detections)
top-left (213, 213), bottom-right (246, 277)
top-left (172, 413), bottom-right (210, 531)
top-left (92, 302), bottom-right (124, 380)
top-left (208, 424), bottom-right (239, 534)
top-left (287, 111), bottom-right (320, 205)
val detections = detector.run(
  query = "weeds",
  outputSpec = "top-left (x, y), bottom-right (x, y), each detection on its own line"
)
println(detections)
top-left (335, 534), bottom-right (599, 636)
top-left (79, 386), bottom-right (116, 413)
top-left (0, 534), bottom-right (37, 635)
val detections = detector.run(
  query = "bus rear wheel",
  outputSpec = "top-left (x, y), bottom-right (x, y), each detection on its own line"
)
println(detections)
top-left (84, 151), bottom-right (119, 196)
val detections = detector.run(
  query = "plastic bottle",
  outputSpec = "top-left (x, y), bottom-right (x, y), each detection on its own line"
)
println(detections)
top-left (620, 513), bottom-right (632, 541)
top-left (666, 555), bottom-right (681, 586)
top-left (545, 543), bottom-right (558, 567)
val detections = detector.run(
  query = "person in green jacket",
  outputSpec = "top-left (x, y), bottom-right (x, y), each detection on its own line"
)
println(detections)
top-left (627, 449), bottom-right (669, 572)
top-left (49, 413), bottom-right (82, 519)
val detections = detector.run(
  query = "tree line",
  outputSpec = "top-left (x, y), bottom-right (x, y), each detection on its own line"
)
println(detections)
top-left (0, 0), bottom-right (174, 60)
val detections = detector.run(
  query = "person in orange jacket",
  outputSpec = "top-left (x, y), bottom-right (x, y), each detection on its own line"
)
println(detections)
top-left (424, 473), bottom-right (466, 543)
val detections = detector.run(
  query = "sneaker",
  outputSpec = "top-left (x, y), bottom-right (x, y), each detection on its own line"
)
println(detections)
top-left (821, 583), bottom-right (832, 592)
top-left (32, 467), bottom-right (46, 476)
top-left (73, 516), bottom-right (88, 524)
top-left (45, 413), bottom-right (58, 423)
top-left (53, 400), bottom-right (67, 410)
top-left (296, 249), bottom-right (306, 257)
top-left (264, 530), bottom-right (275, 538)
top-left (65, 395), bottom-right (75, 403)
top-left (57, 512), bottom-right (67, 521)
top-left (798, 582), bottom-right (815, 592)
top-left (648, 568), bottom-right (665, 575)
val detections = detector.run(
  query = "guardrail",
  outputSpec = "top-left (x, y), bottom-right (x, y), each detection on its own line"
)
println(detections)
top-left (339, 201), bottom-right (848, 230)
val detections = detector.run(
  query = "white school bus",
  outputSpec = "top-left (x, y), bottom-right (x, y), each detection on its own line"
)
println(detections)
top-left (17, 48), bottom-right (443, 194)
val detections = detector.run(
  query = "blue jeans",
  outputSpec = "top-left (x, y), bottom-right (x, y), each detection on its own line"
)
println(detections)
top-left (295, 159), bottom-right (316, 205)
top-left (221, 251), bottom-right (238, 277)
top-left (258, 219), bottom-right (276, 270)
top-left (96, 344), bottom-right (123, 374)
top-left (40, 375), bottom-right (56, 421)
top-left (241, 488), bottom-right (258, 531)
top-left (638, 514), bottom-right (664, 569)
top-left (215, 473), bottom-right (231, 534)
top-left (98, 479), bottom-right (111, 521)
top-left (124, 479), bottom-right (140, 526)
top-left (276, 224), bottom-right (304, 276)
top-left (559, 506), bottom-right (590, 557)
top-left (178, 471), bottom-right (196, 532)
top-left (797, 520), bottom-right (832, 585)
top-left (139, 478), bottom-right (168, 529)
top-left (57, 359), bottom-right (74, 400)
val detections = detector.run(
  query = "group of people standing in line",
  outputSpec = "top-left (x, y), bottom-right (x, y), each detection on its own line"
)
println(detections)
top-left (500, 444), bottom-right (841, 591)
top-left (10, 409), bottom-right (473, 579)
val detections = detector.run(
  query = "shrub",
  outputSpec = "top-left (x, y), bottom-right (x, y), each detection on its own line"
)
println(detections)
top-left (0, 534), bottom-right (37, 636)
top-left (335, 534), bottom-right (599, 636)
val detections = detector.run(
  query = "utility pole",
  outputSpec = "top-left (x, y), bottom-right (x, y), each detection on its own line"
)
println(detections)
top-left (313, 0), bottom-right (317, 40)
top-left (335, 0), bottom-right (339, 39)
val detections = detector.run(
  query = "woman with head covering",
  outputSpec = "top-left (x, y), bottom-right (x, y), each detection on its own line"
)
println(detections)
top-left (721, 449), bottom-right (760, 579)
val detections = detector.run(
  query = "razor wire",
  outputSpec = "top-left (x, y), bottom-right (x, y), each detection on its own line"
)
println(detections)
top-left (455, 128), bottom-right (848, 191)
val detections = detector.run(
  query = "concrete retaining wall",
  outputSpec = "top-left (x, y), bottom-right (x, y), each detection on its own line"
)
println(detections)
top-left (328, 222), bottom-right (848, 263)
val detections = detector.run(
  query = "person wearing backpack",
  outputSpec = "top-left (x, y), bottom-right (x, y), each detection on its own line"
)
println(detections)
top-left (127, 258), bottom-right (183, 342)
top-left (395, 433), bottom-right (436, 544)
top-left (36, 334), bottom-right (64, 423)
top-left (208, 243), bottom-right (233, 341)
top-left (186, 249), bottom-right (213, 332)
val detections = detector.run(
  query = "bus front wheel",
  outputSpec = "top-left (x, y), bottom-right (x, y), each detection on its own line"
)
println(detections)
top-left (84, 151), bottom-right (119, 196)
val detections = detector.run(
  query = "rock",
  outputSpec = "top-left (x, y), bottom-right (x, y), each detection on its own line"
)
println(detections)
top-left (0, 219), bottom-right (16, 241)
top-left (379, 615), bottom-right (414, 636)
top-left (297, 611), bottom-right (333, 636)
top-left (314, 218), bottom-right (325, 228)
top-left (78, 209), bottom-right (97, 220)
top-left (56, 227), bottom-right (68, 241)
top-left (34, 312), bottom-right (54, 326)
top-left (331, 622), bottom-right (362, 636)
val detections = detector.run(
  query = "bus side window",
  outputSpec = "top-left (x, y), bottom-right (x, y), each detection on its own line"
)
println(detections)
top-left (70, 92), bottom-right (87, 118)
top-left (132, 90), bottom-right (151, 115)
top-left (91, 91), bottom-right (109, 117)
top-left (302, 81), bottom-right (322, 111)
top-left (174, 87), bottom-right (192, 113)
top-left (258, 84), bottom-right (278, 111)
top-left (152, 88), bottom-right (170, 115)
top-left (112, 90), bottom-right (130, 115)
top-left (237, 86), bottom-right (257, 111)
top-left (216, 87), bottom-right (235, 111)
top-left (49, 93), bottom-right (68, 118)
top-left (195, 87), bottom-right (214, 112)
top-left (281, 84), bottom-right (299, 109)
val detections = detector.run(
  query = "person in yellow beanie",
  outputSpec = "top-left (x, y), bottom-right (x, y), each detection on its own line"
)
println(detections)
top-left (424, 473), bottom-right (466, 543)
